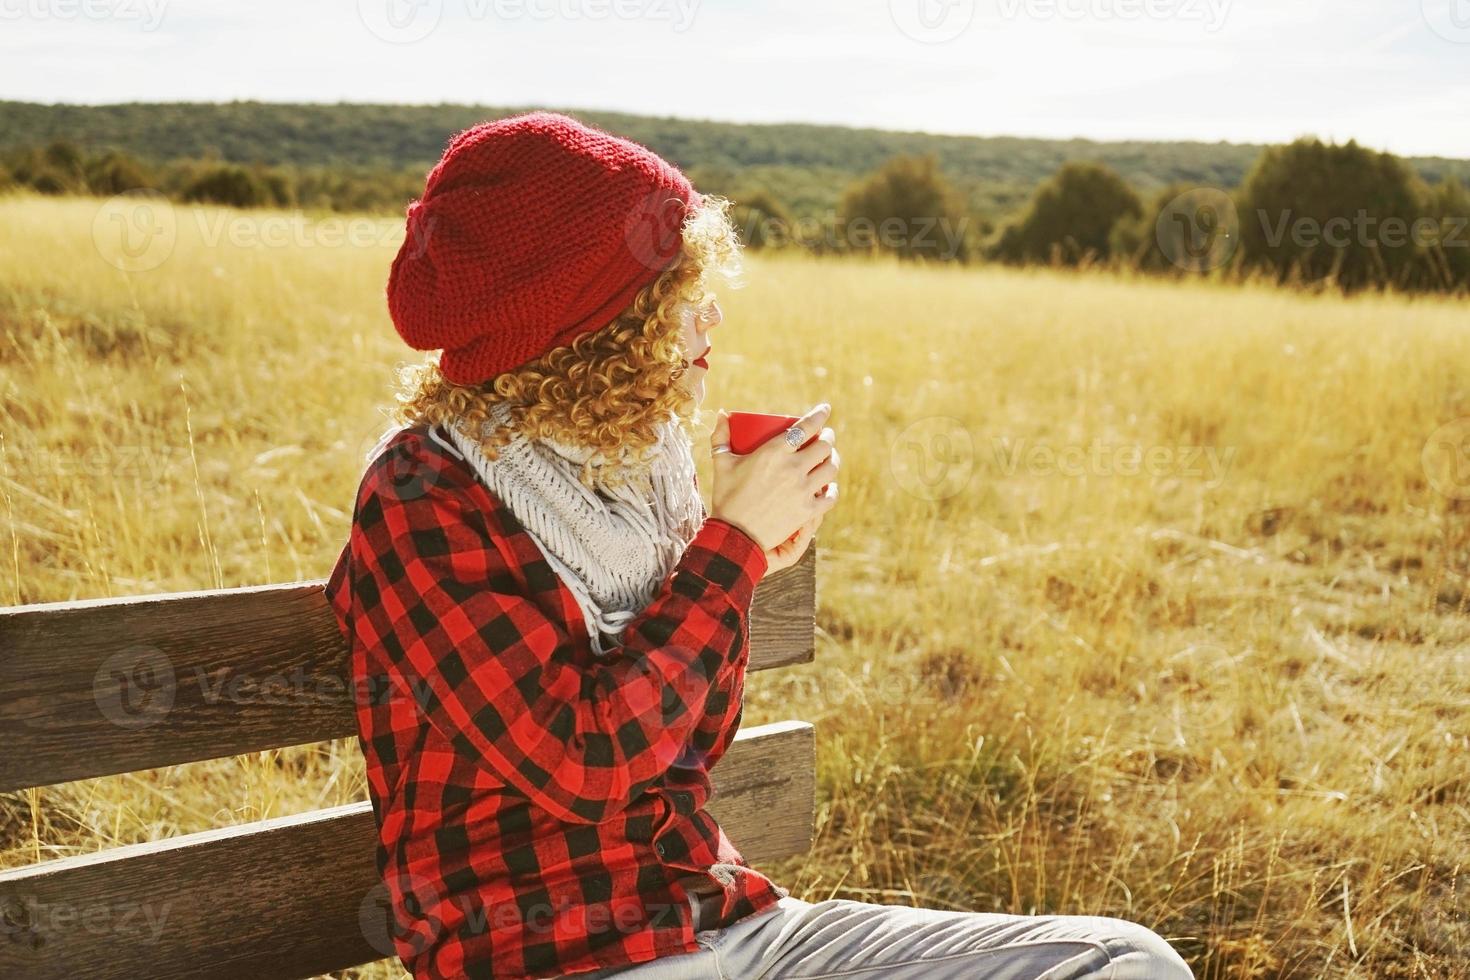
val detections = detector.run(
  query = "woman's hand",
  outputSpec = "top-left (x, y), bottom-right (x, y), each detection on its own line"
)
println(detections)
top-left (708, 402), bottom-right (840, 575)
top-left (761, 505), bottom-right (831, 576)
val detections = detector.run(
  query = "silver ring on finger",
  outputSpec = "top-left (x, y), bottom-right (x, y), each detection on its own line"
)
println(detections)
top-left (712, 443), bottom-right (733, 455)
top-left (784, 425), bottom-right (807, 450)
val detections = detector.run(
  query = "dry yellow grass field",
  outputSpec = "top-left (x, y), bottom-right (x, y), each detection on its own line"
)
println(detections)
top-left (2, 192), bottom-right (1468, 978)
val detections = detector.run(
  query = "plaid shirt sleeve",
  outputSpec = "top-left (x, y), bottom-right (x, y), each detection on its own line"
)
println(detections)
top-left (673, 469), bottom-right (754, 778)
top-left (359, 446), bottom-right (770, 827)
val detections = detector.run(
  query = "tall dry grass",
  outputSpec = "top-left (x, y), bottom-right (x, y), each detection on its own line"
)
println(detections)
top-left (2, 192), bottom-right (1468, 978)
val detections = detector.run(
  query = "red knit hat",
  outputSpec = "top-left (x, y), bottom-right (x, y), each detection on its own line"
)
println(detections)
top-left (387, 111), bottom-right (700, 386)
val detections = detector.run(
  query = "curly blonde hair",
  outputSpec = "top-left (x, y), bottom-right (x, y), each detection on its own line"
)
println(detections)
top-left (388, 194), bottom-right (742, 492)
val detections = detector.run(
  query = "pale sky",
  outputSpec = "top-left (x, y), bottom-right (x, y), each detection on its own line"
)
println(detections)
top-left (3, 0), bottom-right (1468, 158)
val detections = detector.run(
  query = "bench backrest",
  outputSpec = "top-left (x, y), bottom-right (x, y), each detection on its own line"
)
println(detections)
top-left (0, 546), bottom-right (817, 979)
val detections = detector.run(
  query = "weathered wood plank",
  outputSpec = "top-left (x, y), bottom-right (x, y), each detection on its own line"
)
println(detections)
top-left (0, 544), bottom-right (815, 793)
top-left (0, 720), bottom-right (815, 980)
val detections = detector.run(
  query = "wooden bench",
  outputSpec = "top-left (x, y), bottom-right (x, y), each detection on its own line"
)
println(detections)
top-left (0, 545), bottom-right (818, 979)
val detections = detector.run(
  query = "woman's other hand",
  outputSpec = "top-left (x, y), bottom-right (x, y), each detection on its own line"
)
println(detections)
top-left (761, 506), bottom-right (830, 576)
top-left (708, 402), bottom-right (839, 573)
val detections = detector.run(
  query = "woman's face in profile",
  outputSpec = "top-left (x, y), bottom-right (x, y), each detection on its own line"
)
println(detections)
top-left (676, 298), bottom-right (722, 405)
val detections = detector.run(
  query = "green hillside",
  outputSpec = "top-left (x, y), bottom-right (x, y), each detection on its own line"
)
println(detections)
top-left (6, 99), bottom-right (1468, 200)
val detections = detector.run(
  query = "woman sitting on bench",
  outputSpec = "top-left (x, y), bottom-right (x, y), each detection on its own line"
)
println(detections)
top-left (325, 110), bottom-right (1192, 980)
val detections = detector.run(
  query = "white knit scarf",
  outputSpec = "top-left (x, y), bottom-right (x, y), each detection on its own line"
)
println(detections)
top-left (408, 400), bottom-right (706, 657)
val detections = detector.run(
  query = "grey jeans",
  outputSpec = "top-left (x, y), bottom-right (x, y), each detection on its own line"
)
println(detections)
top-left (563, 895), bottom-right (1194, 979)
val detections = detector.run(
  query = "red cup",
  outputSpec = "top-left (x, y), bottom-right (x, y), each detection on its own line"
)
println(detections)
top-left (726, 411), bottom-right (820, 455)
top-left (725, 411), bottom-right (829, 546)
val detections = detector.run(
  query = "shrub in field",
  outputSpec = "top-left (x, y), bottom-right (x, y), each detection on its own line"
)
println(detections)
top-left (40, 139), bottom-right (86, 185)
top-left (1237, 137), bottom-right (1433, 292)
top-left (730, 187), bottom-right (793, 250)
top-left (180, 162), bottom-right (287, 208)
top-left (838, 154), bottom-right (971, 261)
top-left (83, 148), bottom-right (154, 195)
top-left (1427, 177), bottom-right (1470, 293)
top-left (288, 165), bottom-right (417, 212)
top-left (990, 160), bottom-right (1142, 266)
top-left (184, 165), bottom-right (254, 206)
top-left (1108, 182), bottom-right (1245, 278)
top-left (4, 139), bottom-right (89, 194)
top-left (1110, 182), bottom-right (1186, 271)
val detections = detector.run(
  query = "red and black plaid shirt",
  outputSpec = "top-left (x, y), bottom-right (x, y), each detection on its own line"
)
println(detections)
top-left (325, 422), bottom-right (788, 979)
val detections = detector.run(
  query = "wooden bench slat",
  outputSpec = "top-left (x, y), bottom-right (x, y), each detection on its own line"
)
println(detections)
top-left (0, 720), bottom-right (815, 980)
top-left (0, 545), bottom-right (815, 793)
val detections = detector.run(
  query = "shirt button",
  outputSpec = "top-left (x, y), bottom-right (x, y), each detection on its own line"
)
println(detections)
top-left (655, 840), bottom-right (668, 858)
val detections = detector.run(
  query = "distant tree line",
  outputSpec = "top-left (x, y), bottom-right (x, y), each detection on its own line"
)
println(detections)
top-left (986, 140), bottom-right (1470, 293)
top-left (0, 99), bottom-right (1290, 187)
top-left (3, 133), bottom-right (1467, 294)
top-left (4, 99), bottom-right (1468, 224)
top-left (707, 137), bottom-right (1470, 294)
top-left (0, 139), bottom-right (424, 212)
